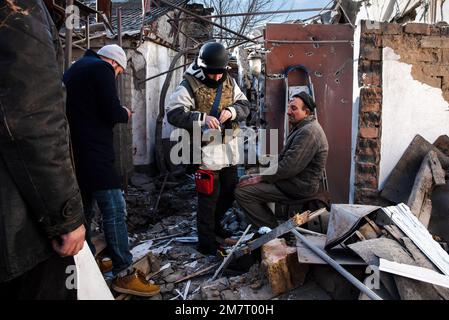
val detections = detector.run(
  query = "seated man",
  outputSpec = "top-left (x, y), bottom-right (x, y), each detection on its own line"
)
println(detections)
top-left (235, 92), bottom-right (329, 229)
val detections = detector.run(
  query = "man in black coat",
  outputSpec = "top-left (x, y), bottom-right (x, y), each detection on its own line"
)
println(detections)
top-left (63, 45), bottom-right (159, 297)
top-left (0, 0), bottom-right (86, 299)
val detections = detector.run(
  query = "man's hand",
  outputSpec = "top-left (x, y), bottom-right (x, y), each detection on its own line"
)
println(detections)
top-left (219, 109), bottom-right (232, 124)
top-left (205, 115), bottom-right (220, 129)
top-left (123, 106), bottom-right (132, 119)
top-left (237, 175), bottom-right (262, 188)
top-left (52, 224), bottom-right (86, 257)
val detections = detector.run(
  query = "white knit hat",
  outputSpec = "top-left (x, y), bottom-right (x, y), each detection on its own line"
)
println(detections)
top-left (97, 44), bottom-right (127, 70)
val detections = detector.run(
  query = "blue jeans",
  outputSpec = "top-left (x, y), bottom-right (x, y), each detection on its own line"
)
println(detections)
top-left (83, 189), bottom-right (133, 275)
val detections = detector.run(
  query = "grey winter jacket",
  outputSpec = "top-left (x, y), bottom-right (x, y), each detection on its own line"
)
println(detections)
top-left (261, 115), bottom-right (329, 198)
top-left (0, 0), bottom-right (85, 282)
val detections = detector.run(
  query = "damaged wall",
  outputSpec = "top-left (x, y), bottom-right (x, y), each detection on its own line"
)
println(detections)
top-left (353, 21), bottom-right (449, 204)
top-left (380, 47), bottom-right (449, 188)
top-left (130, 41), bottom-right (184, 172)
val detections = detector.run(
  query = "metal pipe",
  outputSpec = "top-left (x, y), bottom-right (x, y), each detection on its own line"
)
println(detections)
top-left (209, 224), bottom-right (252, 282)
top-left (116, 7), bottom-right (127, 191)
top-left (64, 0), bottom-right (74, 71)
top-left (138, 34), bottom-right (263, 84)
top-left (86, 18), bottom-right (90, 49)
top-left (336, 0), bottom-right (355, 28)
top-left (169, 8), bottom-right (330, 20)
top-left (117, 8), bottom-right (123, 47)
top-left (291, 229), bottom-right (382, 300)
top-left (139, 61), bottom-right (191, 84)
top-left (295, 227), bottom-right (325, 236)
top-left (71, 34), bottom-right (104, 46)
top-left (159, 0), bottom-right (257, 44)
top-left (266, 40), bottom-right (353, 44)
top-left (138, 0), bottom-right (152, 47)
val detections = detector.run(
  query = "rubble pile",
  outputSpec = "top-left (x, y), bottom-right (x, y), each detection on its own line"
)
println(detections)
top-left (101, 134), bottom-right (449, 300)
top-left (257, 134), bottom-right (449, 300)
top-left (126, 173), bottom-right (197, 232)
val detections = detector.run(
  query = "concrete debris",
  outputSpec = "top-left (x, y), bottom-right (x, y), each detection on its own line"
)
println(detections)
top-left (106, 136), bottom-right (448, 301)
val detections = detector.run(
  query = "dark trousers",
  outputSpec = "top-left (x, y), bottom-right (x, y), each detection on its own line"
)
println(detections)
top-left (197, 166), bottom-right (238, 254)
top-left (235, 182), bottom-right (291, 229)
top-left (0, 254), bottom-right (77, 300)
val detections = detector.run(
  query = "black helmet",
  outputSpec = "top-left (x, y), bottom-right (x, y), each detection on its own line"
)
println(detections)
top-left (197, 42), bottom-right (229, 74)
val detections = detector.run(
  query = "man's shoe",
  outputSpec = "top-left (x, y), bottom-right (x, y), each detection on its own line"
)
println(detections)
top-left (97, 257), bottom-right (113, 274)
top-left (111, 269), bottom-right (160, 297)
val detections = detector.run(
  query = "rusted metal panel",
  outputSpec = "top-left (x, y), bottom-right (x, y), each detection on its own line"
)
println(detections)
top-left (264, 23), bottom-right (354, 203)
top-left (97, 0), bottom-right (112, 22)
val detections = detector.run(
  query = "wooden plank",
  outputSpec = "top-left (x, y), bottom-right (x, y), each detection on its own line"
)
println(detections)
top-left (379, 258), bottom-right (449, 289)
top-left (382, 204), bottom-right (449, 275)
top-left (174, 263), bottom-right (219, 284)
top-left (381, 135), bottom-right (449, 204)
top-left (234, 208), bottom-right (328, 259)
top-left (407, 151), bottom-right (445, 227)
top-left (261, 238), bottom-right (307, 295)
top-left (434, 134), bottom-right (449, 157)
top-left (384, 224), bottom-right (406, 244)
top-left (429, 151), bottom-right (446, 185)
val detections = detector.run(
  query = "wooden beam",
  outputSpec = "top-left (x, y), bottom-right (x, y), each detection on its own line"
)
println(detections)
top-left (174, 263), bottom-right (219, 284)
top-left (379, 258), bottom-right (449, 289)
top-left (234, 208), bottom-right (328, 259)
top-left (261, 238), bottom-right (307, 295)
top-left (407, 150), bottom-right (446, 227)
top-left (381, 135), bottom-right (449, 204)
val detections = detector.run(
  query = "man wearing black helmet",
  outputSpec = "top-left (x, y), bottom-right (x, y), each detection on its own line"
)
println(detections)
top-left (167, 42), bottom-right (250, 255)
top-left (235, 92), bottom-right (329, 230)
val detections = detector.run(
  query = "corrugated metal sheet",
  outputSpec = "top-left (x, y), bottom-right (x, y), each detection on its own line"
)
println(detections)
top-left (110, 0), bottom-right (189, 33)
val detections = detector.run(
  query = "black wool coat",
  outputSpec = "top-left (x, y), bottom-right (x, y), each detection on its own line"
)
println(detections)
top-left (63, 50), bottom-right (129, 193)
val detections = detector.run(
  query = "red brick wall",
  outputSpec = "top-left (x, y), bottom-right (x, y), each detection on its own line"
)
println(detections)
top-left (354, 21), bottom-right (449, 205)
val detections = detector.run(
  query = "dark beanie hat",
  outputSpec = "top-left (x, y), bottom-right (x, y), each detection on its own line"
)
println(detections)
top-left (292, 91), bottom-right (316, 112)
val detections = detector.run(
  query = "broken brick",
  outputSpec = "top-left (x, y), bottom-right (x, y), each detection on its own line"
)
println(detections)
top-left (360, 44), bottom-right (382, 61)
top-left (421, 36), bottom-right (449, 49)
top-left (382, 23), bottom-right (403, 35)
top-left (355, 173), bottom-right (378, 189)
top-left (360, 101), bottom-right (381, 112)
top-left (361, 71), bottom-right (382, 87)
top-left (404, 23), bottom-right (431, 35)
top-left (421, 65), bottom-right (449, 77)
top-left (359, 127), bottom-right (379, 139)
top-left (360, 112), bottom-right (381, 127)
top-left (356, 162), bottom-right (378, 175)
top-left (442, 49), bottom-right (449, 64)
top-left (360, 87), bottom-right (382, 104)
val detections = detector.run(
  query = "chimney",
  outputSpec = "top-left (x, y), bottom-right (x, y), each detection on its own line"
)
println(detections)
top-left (96, 0), bottom-right (112, 22)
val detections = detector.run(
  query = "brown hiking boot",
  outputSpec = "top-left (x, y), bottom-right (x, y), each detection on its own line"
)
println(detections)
top-left (96, 257), bottom-right (113, 274)
top-left (111, 269), bottom-right (160, 297)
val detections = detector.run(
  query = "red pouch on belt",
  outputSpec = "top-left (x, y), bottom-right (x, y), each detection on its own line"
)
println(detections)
top-left (195, 169), bottom-right (215, 195)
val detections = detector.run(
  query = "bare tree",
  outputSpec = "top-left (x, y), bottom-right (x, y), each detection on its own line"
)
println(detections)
top-left (198, 0), bottom-right (288, 47)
